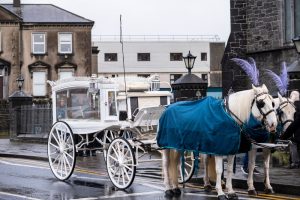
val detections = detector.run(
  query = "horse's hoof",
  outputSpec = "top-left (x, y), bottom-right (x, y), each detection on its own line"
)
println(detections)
top-left (218, 194), bottom-right (228, 200)
top-left (172, 188), bottom-right (181, 196)
top-left (228, 193), bottom-right (238, 200)
top-left (264, 188), bottom-right (275, 194)
top-left (248, 190), bottom-right (257, 196)
top-left (204, 185), bottom-right (212, 192)
top-left (165, 190), bottom-right (174, 198)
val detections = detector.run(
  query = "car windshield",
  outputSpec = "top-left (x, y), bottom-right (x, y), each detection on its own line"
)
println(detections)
top-left (56, 88), bottom-right (100, 120)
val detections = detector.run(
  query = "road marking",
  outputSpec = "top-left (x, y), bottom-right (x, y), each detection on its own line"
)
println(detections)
top-left (0, 160), bottom-right (48, 170)
top-left (185, 193), bottom-right (264, 200)
top-left (0, 191), bottom-right (42, 200)
top-left (71, 191), bottom-right (163, 200)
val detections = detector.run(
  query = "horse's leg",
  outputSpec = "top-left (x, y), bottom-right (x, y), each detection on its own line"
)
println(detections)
top-left (247, 148), bottom-right (257, 195)
top-left (162, 149), bottom-right (173, 197)
top-left (215, 156), bottom-right (227, 200)
top-left (263, 148), bottom-right (274, 194)
top-left (170, 150), bottom-right (181, 196)
top-left (226, 155), bottom-right (238, 200)
top-left (202, 154), bottom-right (212, 192)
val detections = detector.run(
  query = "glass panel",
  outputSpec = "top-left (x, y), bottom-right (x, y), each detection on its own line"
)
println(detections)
top-left (108, 91), bottom-right (117, 116)
top-left (295, 0), bottom-right (300, 36)
top-left (33, 34), bottom-right (44, 42)
top-left (285, 0), bottom-right (292, 42)
top-left (59, 71), bottom-right (73, 80)
top-left (60, 44), bottom-right (71, 52)
top-left (33, 72), bottom-right (46, 96)
top-left (56, 88), bottom-right (100, 120)
top-left (59, 33), bottom-right (72, 42)
top-left (34, 44), bottom-right (45, 53)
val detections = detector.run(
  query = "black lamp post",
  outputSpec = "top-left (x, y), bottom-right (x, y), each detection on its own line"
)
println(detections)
top-left (16, 75), bottom-right (24, 91)
top-left (183, 51), bottom-right (196, 74)
top-left (292, 36), bottom-right (300, 54)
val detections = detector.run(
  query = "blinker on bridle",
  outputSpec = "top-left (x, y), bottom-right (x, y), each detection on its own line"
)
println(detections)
top-left (277, 99), bottom-right (295, 126)
top-left (251, 92), bottom-right (276, 121)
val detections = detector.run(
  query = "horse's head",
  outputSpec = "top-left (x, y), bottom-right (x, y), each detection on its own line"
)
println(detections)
top-left (276, 91), bottom-right (299, 131)
top-left (251, 84), bottom-right (277, 132)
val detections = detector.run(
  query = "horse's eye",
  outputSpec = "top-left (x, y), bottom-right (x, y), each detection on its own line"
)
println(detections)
top-left (257, 100), bottom-right (265, 108)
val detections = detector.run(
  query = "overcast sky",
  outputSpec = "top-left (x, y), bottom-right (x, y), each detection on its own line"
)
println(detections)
top-left (0, 0), bottom-right (231, 41)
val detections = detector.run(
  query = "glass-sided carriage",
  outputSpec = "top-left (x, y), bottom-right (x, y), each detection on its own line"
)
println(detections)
top-left (47, 75), bottom-right (195, 189)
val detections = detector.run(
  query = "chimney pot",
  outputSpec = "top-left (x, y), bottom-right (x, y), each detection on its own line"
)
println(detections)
top-left (13, 0), bottom-right (21, 7)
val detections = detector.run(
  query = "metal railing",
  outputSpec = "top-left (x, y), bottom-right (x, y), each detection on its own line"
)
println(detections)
top-left (92, 34), bottom-right (221, 42)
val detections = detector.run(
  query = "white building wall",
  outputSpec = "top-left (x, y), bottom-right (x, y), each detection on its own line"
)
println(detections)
top-left (93, 40), bottom-right (219, 86)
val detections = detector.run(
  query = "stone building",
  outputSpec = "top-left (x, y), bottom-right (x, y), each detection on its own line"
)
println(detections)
top-left (0, 0), bottom-right (95, 100)
top-left (222, 0), bottom-right (300, 96)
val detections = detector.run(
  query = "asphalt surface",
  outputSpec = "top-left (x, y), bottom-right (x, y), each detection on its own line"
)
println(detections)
top-left (0, 138), bottom-right (299, 197)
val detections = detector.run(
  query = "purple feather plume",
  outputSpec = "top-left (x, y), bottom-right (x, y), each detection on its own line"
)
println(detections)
top-left (231, 57), bottom-right (260, 86)
top-left (265, 62), bottom-right (289, 96)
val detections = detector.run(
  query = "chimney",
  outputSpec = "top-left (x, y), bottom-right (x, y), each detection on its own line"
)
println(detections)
top-left (13, 0), bottom-right (20, 7)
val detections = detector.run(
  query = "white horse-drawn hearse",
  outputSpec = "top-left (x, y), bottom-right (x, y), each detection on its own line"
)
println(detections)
top-left (47, 75), bottom-right (194, 189)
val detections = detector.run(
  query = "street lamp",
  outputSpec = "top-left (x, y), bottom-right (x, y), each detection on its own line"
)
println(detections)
top-left (292, 36), bottom-right (300, 54)
top-left (183, 51), bottom-right (196, 74)
top-left (16, 75), bottom-right (24, 91)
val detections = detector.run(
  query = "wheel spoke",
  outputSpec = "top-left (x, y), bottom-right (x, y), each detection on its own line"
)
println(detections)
top-left (122, 164), bottom-right (133, 172)
top-left (111, 145), bottom-right (119, 158)
top-left (108, 155), bottom-right (118, 162)
top-left (123, 167), bottom-right (130, 181)
top-left (50, 142), bottom-right (59, 149)
top-left (51, 132), bottom-right (60, 145)
top-left (63, 153), bottom-right (71, 169)
top-left (65, 151), bottom-right (74, 160)
top-left (121, 168), bottom-right (125, 185)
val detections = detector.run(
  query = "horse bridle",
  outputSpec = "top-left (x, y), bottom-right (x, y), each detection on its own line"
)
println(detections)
top-left (251, 92), bottom-right (276, 125)
top-left (277, 99), bottom-right (295, 127)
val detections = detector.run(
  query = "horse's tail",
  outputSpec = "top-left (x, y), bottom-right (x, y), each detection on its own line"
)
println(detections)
top-left (207, 155), bottom-right (217, 182)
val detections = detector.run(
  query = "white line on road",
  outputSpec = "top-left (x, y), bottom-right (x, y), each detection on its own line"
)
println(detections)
top-left (185, 193), bottom-right (264, 200)
top-left (0, 191), bottom-right (42, 200)
top-left (0, 160), bottom-right (49, 170)
top-left (71, 191), bottom-right (163, 200)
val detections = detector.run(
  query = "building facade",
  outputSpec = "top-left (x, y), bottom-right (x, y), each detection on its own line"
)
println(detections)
top-left (93, 36), bottom-right (224, 91)
top-left (222, 0), bottom-right (300, 96)
top-left (0, 0), bottom-right (94, 100)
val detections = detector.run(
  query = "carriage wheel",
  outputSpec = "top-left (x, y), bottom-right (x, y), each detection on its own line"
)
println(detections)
top-left (48, 121), bottom-right (76, 181)
top-left (106, 137), bottom-right (136, 189)
top-left (178, 151), bottom-right (195, 184)
top-left (103, 129), bottom-right (119, 161)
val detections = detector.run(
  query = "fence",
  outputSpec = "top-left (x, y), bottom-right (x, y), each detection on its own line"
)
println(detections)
top-left (13, 104), bottom-right (53, 137)
top-left (0, 100), bottom-right (9, 133)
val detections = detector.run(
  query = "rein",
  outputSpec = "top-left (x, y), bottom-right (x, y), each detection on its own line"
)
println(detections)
top-left (224, 92), bottom-right (275, 149)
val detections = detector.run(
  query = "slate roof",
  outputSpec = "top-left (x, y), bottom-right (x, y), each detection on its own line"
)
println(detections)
top-left (1, 4), bottom-right (93, 24)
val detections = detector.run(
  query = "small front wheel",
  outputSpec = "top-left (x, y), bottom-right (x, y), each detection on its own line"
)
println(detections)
top-left (48, 121), bottom-right (76, 180)
top-left (106, 138), bottom-right (136, 189)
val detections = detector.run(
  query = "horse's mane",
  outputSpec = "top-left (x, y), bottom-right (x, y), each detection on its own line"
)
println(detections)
top-left (228, 89), bottom-right (254, 123)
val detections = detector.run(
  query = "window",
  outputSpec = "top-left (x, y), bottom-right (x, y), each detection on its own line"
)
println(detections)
top-left (201, 52), bottom-right (207, 61)
top-left (137, 74), bottom-right (150, 78)
top-left (202, 74), bottom-right (208, 81)
top-left (170, 74), bottom-right (182, 84)
top-left (33, 71), bottom-right (46, 96)
top-left (32, 33), bottom-right (46, 54)
top-left (58, 33), bottom-right (72, 54)
top-left (56, 88), bottom-right (100, 120)
top-left (105, 53), bottom-right (118, 61)
top-left (170, 53), bottom-right (183, 61)
top-left (59, 71), bottom-right (73, 80)
top-left (137, 53), bottom-right (150, 61)
top-left (285, 0), bottom-right (300, 42)
top-left (0, 31), bottom-right (2, 52)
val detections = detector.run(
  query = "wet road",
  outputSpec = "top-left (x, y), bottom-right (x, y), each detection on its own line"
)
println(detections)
top-left (0, 155), bottom-right (297, 200)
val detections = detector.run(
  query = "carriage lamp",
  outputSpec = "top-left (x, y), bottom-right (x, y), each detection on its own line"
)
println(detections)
top-left (16, 75), bottom-right (24, 91)
top-left (183, 51), bottom-right (197, 74)
top-left (88, 74), bottom-right (99, 109)
top-left (292, 36), bottom-right (300, 54)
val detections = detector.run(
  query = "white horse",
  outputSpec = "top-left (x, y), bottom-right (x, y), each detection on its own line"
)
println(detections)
top-left (159, 84), bottom-right (278, 200)
top-left (202, 91), bottom-right (299, 196)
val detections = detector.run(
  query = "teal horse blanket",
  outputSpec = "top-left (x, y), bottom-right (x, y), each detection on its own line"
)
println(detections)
top-left (157, 97), bottom-right (241, 155)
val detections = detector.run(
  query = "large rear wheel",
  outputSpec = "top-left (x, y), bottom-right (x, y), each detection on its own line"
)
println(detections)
top-left (48, 121), bottom-right (76, 180)
top-left (178, 151), bottom-right (195, 184)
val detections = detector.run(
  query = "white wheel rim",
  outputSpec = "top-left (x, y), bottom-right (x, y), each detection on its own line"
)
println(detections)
top-left (179, 151), bottom-right (195, 183)
top-left (48, 122), bottom-right (75, 180)
top-left (107, 138), bottom-right (135, 189)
